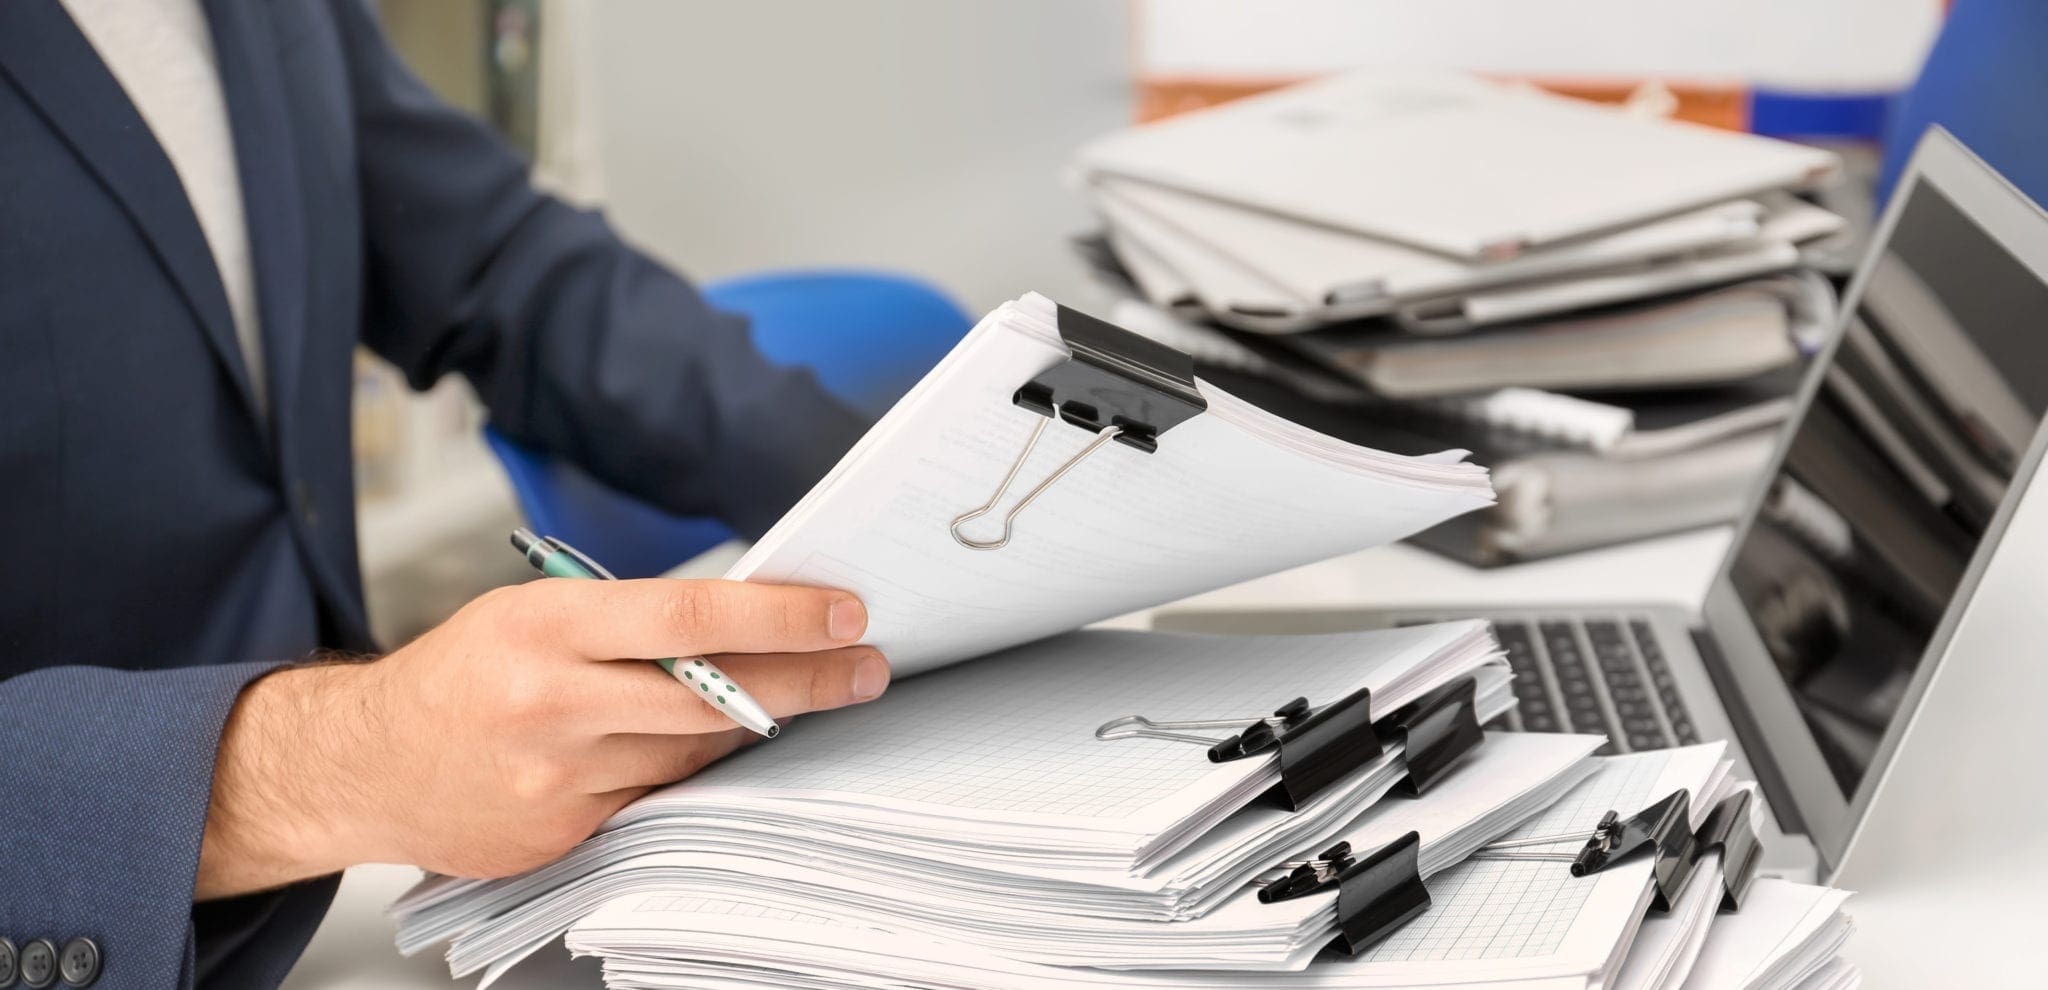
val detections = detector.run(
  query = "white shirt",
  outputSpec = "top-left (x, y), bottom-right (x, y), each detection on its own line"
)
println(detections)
top-left (62, 0), bottom-right (268, 415)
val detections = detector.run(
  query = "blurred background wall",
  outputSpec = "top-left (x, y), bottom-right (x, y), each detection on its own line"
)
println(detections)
top-left (589, 0), bottom-right (1130, 313)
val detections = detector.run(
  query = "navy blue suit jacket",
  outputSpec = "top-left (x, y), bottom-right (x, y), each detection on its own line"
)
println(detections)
top-left (0, 1), bottom-right (864, 985)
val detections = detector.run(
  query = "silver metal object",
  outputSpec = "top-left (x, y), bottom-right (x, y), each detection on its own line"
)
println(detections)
top-left (1465, 823), bottom-right (1615, 863)
top-left (1094, 711), bottom-right (1288, 747)
top-left (949, 420), bottom-right (1123, 551)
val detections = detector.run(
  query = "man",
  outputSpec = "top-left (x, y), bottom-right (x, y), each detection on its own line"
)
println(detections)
top-left (0, 1), bottom-right (891, 986)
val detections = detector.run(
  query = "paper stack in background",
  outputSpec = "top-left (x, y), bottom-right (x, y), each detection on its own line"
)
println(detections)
top-left (1070, 69), bottom-right (1853, 564)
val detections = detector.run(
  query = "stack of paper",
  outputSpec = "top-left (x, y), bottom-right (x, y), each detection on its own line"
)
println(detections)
top-left (1073, 69), bottom-right (1844, 340)
top-left (444, 731), bottom-right (1600, 977)
top-left (1068, 70), bottom-right (1849, 562)
top-left (392, 621), bottom-right (1515, 979)
top-left (1678, 880), bottom-right (1858, 990)
top-left (561, 744), bottom-right (1757, 989)
top-left (390, 292), bottom-right (1527, 982)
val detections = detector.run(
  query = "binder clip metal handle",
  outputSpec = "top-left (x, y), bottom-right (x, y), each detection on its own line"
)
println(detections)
top-left (949, 420), bottom-right (1123, 551)
top-left (1097, 677), bottom-right (1482, 812)
top-left (948, 305), bottom-right (1206, 551)
top-left (1094, 697), bottom-right (1311, 749)
top-left (1473, 789), bottom-right (1701, 910)
top-left (1256, 841), bottom-right (1355, 903)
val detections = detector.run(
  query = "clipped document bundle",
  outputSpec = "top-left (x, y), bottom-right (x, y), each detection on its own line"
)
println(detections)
top-left (393, 293), bottom-right (1520, 980)
top-left (717, 291), bottom-right (1493, 677)
top-left (557, 743), bottom-right (1852, 990)
top-left (394, 622), bottom-right (1521, 979)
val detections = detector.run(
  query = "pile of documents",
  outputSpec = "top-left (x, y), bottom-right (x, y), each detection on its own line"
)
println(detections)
top-left (552, 746), bottom-right (1859, 990)
top-left (395, 622), bottom-right (1521, 980)
top-left (553, 744), bottom-right (1860, 990)
top-left (393, 293), bottom-right (1859, 989)
top-left (395, 290), bottom-right (1507, 977)
top-left (1070, 69), bottom-right (1854, 563)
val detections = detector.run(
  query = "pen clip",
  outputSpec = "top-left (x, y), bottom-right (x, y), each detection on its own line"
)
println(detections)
top-left (543, 537), bottom-right (617, 580)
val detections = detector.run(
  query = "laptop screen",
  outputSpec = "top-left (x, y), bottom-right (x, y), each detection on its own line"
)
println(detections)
top-left (1727, 182), bottom-right (2048, 798)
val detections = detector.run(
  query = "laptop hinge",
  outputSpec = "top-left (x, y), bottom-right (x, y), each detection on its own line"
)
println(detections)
top-left (1691, 627), bottom-right (1808, 837)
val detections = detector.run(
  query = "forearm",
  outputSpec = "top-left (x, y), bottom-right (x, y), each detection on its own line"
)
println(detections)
top-left (198, 662), bottom-right (393, 900)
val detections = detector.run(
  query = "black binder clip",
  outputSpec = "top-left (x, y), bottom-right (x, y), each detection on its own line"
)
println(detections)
top-left (1255, 832), bottom-right (1432, 956)
top-left (1241, 678), bottom-right (1482, 810)
top-left (1379, 678), bottom-right (1486, 798)
top-left (949, 305), bottom-right (1207, 550)
top-left (1568, 788), bottom-right (1762, 911)
top-left (1258, 786), bottom-right (1765, 959)
top-left (1475, 788), bottom-right (1763, 912)
top-left (1692, 789), bottom-right (1763, 911)
top-left (1095, 676), bottom-right (1482, 812)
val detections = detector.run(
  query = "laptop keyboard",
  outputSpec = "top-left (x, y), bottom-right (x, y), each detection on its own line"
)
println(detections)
top-left (1482, 616), bottom-right (1701, 754)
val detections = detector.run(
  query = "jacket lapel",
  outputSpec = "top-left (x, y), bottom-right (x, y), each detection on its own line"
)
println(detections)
top-left (206, 1), bottom-right (373, 641)
top-left (0, 0), bottom-right (263, 423)
top-left (203, 0), bottom-right (309, 450)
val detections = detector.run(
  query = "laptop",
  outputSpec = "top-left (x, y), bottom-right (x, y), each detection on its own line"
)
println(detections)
top-left (1156, 127), bottom-right (2048, 881)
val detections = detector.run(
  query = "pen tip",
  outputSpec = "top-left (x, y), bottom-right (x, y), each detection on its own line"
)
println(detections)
top-left (765, 724), bottom-right (780, 739)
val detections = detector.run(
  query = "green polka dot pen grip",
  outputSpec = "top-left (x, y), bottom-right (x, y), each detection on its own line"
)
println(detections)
top-left (510, 528), bottom-right (780, 739)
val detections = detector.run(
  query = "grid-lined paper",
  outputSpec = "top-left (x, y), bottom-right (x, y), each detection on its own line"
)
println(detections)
top-left (1350, 750), bottom-right (1669, 963)
top-left (671, 623), bottom-right (1468, 820)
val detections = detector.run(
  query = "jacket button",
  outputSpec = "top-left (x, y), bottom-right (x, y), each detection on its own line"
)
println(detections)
top-left (0, 936), bottom-right (17, 986)
top-left (17, 938), bottom-right (54, 988)
top-left (56, 939), bottom-right (96, 988)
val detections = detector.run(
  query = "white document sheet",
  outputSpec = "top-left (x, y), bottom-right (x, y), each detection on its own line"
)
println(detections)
top-left (1612, 853), bottom-right (1725, 990)
top-left (1679, 879), bottom-right (1855, 990)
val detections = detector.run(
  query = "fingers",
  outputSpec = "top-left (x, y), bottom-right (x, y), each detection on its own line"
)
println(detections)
top-left (512, 578), bottom-right (868, 660)
top-left (579, 646), bottom-right (891, 736)
top-left (581, 729), bottom-right (755, 793)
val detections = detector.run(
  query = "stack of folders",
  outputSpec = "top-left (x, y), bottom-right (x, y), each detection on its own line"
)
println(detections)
top-left (1070, 69), bottom-right (1854, 564)
top-left (394, 296), bottom-right (1859, 988)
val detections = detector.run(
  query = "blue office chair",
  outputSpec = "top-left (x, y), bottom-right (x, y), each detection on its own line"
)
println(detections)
top-left (1878, 0), bottom-right (2048, 207)
top-left (484, 269), bottom-right (974, 577)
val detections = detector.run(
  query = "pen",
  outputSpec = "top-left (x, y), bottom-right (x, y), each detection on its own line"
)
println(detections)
top-left (509, 527), bottom-right (780, 739)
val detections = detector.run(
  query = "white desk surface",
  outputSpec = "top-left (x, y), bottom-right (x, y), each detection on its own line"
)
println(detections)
top-left (284, 525), bottom-right (2019, 989)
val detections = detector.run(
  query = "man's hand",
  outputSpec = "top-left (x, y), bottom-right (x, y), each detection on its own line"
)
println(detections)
top-left (195, 579), bottom-right (885, 899)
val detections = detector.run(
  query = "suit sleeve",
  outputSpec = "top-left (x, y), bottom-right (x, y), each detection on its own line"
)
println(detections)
top-left (329, 1), bottom-right (865, 539)
top-left (0, 663), bottom-right (339, 989)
